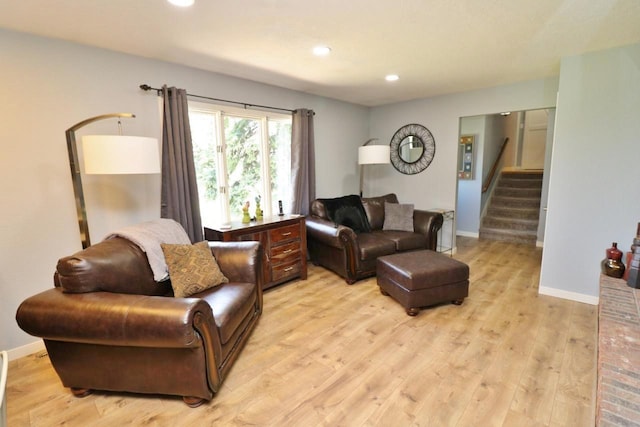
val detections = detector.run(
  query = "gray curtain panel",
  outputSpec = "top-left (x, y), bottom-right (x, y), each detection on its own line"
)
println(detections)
top-left (291, 109), bottom-right (316, 215)
top-left (161, 85), bottom-right (203, 243)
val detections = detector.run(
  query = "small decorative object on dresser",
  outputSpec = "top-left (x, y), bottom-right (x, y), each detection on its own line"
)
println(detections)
top-left (625, 222), bottom-right (640, 288)
top-left (205, 215), bottom-right (307, 290)
top-left (627, 246), bottom-right (640, 288)
top-left (255, 196), bottom-right (263, 220)
top-left (602, 242), bottom-right (625, 278)
top-left (241, 201), bottom-right (251, 224)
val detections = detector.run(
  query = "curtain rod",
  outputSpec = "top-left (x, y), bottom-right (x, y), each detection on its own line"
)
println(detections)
top-left (139, 84), bottom-right (297, 114)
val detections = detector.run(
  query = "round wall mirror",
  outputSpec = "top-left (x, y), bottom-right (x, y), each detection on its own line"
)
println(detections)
top-left (398, 136), bottom-right (424, 163)
top-left (390, 124), bottom-right (436, 175)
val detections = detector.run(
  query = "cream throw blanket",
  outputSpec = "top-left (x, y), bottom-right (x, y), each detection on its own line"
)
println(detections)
top-left (104, 218), bottom-right (192, 281)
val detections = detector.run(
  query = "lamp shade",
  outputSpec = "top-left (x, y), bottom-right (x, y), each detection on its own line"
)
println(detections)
top-left (358, 145), bottom-right (390, 165)
top-left (82, 135), bottom-right (160, 175)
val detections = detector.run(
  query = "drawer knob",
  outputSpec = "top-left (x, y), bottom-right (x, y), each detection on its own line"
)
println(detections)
top-left (281, 232), bottom-right (292, 237)
top-left (283, 249), bottom-right (293, 254)
top-left (284, 267), bottom-right (294, 272)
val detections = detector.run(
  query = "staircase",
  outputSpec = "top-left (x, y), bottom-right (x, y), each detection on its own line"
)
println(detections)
top-left (479, 171), bottom-right (543, 245)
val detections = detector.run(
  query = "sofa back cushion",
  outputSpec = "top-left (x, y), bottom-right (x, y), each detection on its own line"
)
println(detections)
top-left (362, 193), bottom-right (399, 230)
top-left (55, 237), bottom-right (172, 296)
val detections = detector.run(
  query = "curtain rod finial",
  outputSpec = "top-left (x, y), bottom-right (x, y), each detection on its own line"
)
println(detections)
top-left (140, 84), bottom-right (151, 91)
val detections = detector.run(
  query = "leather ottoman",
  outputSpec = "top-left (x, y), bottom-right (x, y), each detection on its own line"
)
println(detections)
top-left (377, 250), bottom-right (469, 316)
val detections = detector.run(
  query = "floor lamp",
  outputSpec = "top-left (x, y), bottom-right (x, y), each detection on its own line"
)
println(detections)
top-left (358, 138), bottom-right (390, 197)
top-left (66, 113), bottom-right (160, 249)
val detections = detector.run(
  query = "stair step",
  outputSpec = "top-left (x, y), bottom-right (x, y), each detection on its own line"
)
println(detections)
top-left (480, 170), bottom-right (543, 245)
top-left (479, 227), bottom-right (537, 245)
top-left (498, 178), bottom-right (543, 189)
top-left (482, 216), bottom-right (539, 232)
top-left (501, 171), bottom-right (544, 180)
top-left (495, 187), bottom-right (542, 198)
top-left (491, 196), bottom-right (541, 209)
top-left (487, 206), bottom-right (540, 220)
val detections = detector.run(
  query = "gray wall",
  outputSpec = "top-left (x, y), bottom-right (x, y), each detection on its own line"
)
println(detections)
top-left (539, 43), bottom-right (640, 302)
top-left (479, 114), bottom-right (506, 216)
top-left (457, 116), bottom-right (485, 235)
top-left (537, 109), bottom-right (556, 245)
top-left (0, 29), bottom-right (369, 356)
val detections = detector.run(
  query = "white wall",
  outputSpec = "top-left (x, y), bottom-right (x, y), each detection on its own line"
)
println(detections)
top-left (368, 78), bottom-right (559, 248)
top-left (539, 43), bottom-right (640, 303)
top-left (0, 29), bottom-right (369, 356)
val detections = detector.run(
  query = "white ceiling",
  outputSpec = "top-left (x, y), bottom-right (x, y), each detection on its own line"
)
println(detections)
top-left (2, 0), bottom-right (640, 106)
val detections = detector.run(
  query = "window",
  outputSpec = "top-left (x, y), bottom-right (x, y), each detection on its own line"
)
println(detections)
top-left (189, 102), bottom-right (292, 226)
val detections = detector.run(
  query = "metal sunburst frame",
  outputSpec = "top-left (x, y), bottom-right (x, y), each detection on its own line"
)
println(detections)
top-left (389, 123), bottom-right (436, 175)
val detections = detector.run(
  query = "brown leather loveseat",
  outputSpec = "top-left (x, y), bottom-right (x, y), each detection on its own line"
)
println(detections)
top-left (16, 237), bottom-right (262, 407)
top-left (306, 193), bottom-right (443, 283)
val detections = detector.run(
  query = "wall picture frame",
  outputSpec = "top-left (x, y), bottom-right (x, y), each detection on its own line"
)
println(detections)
top-left (458, 135), bottom-right (474, 180)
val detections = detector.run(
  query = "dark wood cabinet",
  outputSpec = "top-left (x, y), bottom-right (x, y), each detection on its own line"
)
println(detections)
top-left (204, 215), bottom-right (307, 290)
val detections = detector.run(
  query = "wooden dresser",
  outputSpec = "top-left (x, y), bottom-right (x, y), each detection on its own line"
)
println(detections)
top-left (204, 215), bottom-right (307, 290)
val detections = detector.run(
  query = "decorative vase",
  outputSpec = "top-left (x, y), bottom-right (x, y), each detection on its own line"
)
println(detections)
top-left (255, 203), bottom-right (263, 221)
top-left (603, 242), bottom-right (625, 278)
top-left (242, 210), bottom-right (251, 224)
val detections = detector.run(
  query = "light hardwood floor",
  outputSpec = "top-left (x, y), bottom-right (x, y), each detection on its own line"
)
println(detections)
top-left (7, 237), bottom-right (597, 426)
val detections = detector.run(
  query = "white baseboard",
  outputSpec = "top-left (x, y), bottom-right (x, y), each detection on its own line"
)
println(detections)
top-left (536, 240), bottom-right (544, 248)
top-left (538, 286), bottom-right (599, 305)
top-left (8, 339), bottom-right (45, 361)
top-left (457, 231), bottom-right (479, 238)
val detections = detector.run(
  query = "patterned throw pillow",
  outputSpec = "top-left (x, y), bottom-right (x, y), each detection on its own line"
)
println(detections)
top-left (161, 241), bottom-right (228, 298)
top-left (383, 202), bottom-right (415, 232)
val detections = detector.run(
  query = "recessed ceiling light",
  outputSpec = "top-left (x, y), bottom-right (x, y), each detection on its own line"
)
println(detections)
top-left (312, 46), bottom-right (331, 56)
top-left (385, 74), bottom-right (399, 82)
top-left (167, 0), bottom-right (194, 7)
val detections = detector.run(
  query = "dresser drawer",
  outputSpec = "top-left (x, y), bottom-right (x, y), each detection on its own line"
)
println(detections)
top-left (270, 240), bottom-right (301, 262)
top-left (269, 223), bottom-right (300, 244)
top-left (271, 259), bottom-right (302, 283)
top-left (205, 215), bottom-right (306, 290)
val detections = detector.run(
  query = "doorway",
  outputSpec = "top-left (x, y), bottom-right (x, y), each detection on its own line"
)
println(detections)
top-left (455, 108), bottom-right (555, 247)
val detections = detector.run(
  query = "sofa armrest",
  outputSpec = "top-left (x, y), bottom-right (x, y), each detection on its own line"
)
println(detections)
top-left (413, 209), bottom-right (444, 250)
top-left (306, 216), bottom-right (358, 249)
top-left (16, 288), bottom-right (218, 349)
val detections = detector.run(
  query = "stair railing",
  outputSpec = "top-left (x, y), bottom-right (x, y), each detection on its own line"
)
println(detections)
top-left (481, 137), bottom-right (509, 193)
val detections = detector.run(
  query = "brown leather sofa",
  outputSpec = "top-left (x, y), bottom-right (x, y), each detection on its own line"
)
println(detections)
top-left (306, 193), bottom-right (443, 284)
top-left (16, 237), bottom-right (262, 407)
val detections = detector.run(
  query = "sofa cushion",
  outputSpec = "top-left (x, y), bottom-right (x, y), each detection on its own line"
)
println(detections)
top-left (162, 241), bottom-right (229, 298)
top-left (357, 233), bottom-right (397, 261)
top-left (318, 195), bottom-right (371, 233)
top-left (383, 202), bottom-right (415, 232)
top-left (371, 230), bottom-right (427, 252)
top-left (198, 282), bottom-right (257, 344)
top-left (362, 194), bottom-right (400, 230)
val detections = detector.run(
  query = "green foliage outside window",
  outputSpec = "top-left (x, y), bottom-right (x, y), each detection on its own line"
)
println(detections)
top-left (190, 106), bottom-right (291, 224)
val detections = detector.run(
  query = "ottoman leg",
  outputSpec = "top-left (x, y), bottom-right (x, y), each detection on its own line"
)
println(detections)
top-left (452, 299), bottom-right (464, 305)
top-left (406, 307), bottom-right (420, 316)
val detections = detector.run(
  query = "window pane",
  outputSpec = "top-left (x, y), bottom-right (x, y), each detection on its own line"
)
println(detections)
top-left (190, 110), bottom-right (222, 226)
top-left (268, 119), bottom-right (292, 214)
top-left (225, 115), bottom-right (263, 221)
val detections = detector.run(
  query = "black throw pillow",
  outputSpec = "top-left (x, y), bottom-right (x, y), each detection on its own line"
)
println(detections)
top-left (319, 195), bottom-right (371, 233)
